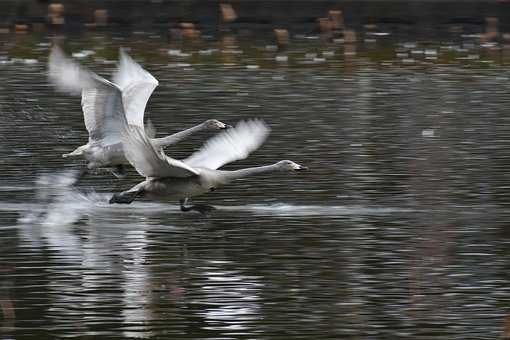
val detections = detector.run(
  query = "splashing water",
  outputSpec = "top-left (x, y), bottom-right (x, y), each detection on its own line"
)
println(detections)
top-left (18, 169), bottom-right (98, 226)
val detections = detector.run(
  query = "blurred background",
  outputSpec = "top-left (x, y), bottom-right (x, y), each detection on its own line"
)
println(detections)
top-left (2, 1), bottom-right (510, 339)
top-left (3, 0), bottom-right (510, 37)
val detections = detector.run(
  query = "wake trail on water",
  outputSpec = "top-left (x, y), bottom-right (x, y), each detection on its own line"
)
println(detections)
top-left (218, 203), bottom-right (414, 217)
top-left (8, 170), bottom-right (415, 226)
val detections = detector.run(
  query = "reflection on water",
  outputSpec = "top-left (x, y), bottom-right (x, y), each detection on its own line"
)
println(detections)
top-left (1, 27), bottom-right (510, 339)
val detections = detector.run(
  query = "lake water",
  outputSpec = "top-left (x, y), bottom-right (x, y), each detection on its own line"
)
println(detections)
top-left (1, 30), bottom-right (510, 339)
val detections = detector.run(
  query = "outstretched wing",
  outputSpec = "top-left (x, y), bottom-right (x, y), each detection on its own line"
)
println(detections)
top-left (122, 125), bottom-right (199, 178)
top-left (48, 46), bottom-right (127, 146)
top-left (113, 49), bottom-right (159, 128)
top-left (183, 119), bottom-right (270, 170)
top-left (48, 46), bottom-right (92, 95)
top-left (81, 76), bottom-right (126, 145)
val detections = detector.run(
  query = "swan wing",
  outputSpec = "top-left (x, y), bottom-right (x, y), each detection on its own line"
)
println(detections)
top-left (113, 49), bottom-right (159, 128)
top-left (48, 46), bottom-right (127, 146)
top-left (122, 125), bottom-right (199, 178)
top-left (183, 119), bottom-right (270, 170)
top-left (48, 46), bottom-right (92, 95)
top-left (81, 76), bottom-right (127, 145)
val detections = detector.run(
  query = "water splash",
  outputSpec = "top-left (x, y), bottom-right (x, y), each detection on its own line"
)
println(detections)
top-left (18, 169), bottom-right (94, 226)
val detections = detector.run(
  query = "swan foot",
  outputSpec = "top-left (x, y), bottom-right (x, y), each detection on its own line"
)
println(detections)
top-left (180, 199), bottom-right (216, 215)
top-left (191, 205), bottom-right (216, 215)
top-left (111, 165), bottom-right (127, 179)
top-left (73, 168), bottom-right (88, 186)
top-left (109, 190), bottom-right (142, 204)
top-left (109, 193), bottom-right (132, 204)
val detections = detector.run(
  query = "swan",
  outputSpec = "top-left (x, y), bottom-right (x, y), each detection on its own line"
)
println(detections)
top-left (48, 46), bottom-right (229, 177)
top-left (109, 119), bottom-right (308, 213)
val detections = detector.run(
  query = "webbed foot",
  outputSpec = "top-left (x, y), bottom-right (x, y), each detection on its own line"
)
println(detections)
top-left (180, 199), bottom-right (216, 215)
top-left (73, 168), bottom-right (88, 186)
top-left (190, 204), bottom-right (216, 215)
top-left (109, 193), bottom-right (131, 204)
top-left (111, 165), bottom-right (127, 179)
top-left (109, 190), bottom-right (142, 204)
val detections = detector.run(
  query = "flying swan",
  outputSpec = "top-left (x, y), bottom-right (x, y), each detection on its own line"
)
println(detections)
top-left (48, 46), bottom-right (229, 177)
top-left (109, 119), bottom-right (308, 214)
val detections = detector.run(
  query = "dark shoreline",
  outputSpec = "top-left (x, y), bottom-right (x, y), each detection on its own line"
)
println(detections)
top-left (2, 1), bottom-right (510, 37)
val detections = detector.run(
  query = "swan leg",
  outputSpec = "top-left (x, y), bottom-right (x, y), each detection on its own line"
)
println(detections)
top-left (73, 168), bottom-right (88, 186)
top-left (111, 165), bottom-right (127, 179)
top-left (109, 189), bottom-right (143, 204)
top-left (179, 199), bottom-right (192, 212)
top-left (180, 198), bottom-right (216, 215)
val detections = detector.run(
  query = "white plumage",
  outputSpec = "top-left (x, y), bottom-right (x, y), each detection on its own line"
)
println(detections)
top-left (80, 78), bottom-right (127, 146)
top-left (112, 49), bottom-right (159, 128)
top-left (184, 119), bottom-right (270, 170)
top-left (48, 46), bottom-right (229, 172)
top-left (122, 125), bottom-right (199, 178)
top-left (49, 46), bottom-right (127, 147)
top-left (48, 46), bottom-right (94, 95)
top-left (112, 119), bottom-right (307, 212)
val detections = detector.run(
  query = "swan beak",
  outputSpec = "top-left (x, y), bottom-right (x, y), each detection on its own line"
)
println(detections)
top-left (295, 165), bottom-right (309, 171)
top-left (222, 124), bottom-right (233, 129)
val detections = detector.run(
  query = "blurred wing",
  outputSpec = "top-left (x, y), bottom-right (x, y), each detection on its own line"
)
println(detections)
top-left (48, 46), bottom-right (127, 145)
top-left (122, 125), bottom-right (199, 178)
top-left (48, 46), bottom-right (92, 95)
top-left (184, 119), bottom-right (270, 170)
top-left (113, 49), bottom-right (159, 128)
top-left (81, 76), bottom-right (127, 145)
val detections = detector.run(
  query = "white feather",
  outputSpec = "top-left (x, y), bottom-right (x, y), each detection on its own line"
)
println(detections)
top-left (81, 77), bottom-right (127, 145)
top-left (113, 49), bottom-right (159, 128)
top-left (184, 119), bottom-right (270, 170)
top-left (48, 46), bottom-right (95, 95)
top-left (122, 125), bottom-right (199, 178)
top-left (48, 46), bottom-right (127, 146)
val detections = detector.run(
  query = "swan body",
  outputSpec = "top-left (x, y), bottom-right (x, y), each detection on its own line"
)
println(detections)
top-left (110, 120), bottom-right (307, 212)
top-left (62, 120), bottom-right (228, 169)
top-left (124, 164), bottom-right (301, 200)
top-left (48, 47), bottom-right (228, 174)
top-left (63, 142), bottom-right (126, 169)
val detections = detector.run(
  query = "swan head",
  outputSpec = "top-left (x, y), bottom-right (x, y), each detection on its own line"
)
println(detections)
top-left (204, 119), bottom-right (231, 130)
top-left (276, 160), bottom-right (308, 172)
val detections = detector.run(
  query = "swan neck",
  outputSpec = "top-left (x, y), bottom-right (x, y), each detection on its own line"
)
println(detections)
top-left (225, 164), bottom-right (280, 181)
top-left (151, 123), bottom-right (206, 148)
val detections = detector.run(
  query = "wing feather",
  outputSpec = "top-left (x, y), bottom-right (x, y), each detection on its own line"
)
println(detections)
top-left (122, 125), bottom-right (198, 178)
top-left (113, 49), bottom-right (158, 128)
top-left (48, 46), bottom-right (127, 145)
top-left (183, 119), bottom-right (270, 170)
top-left (48, 46), bottom-right (93, 95)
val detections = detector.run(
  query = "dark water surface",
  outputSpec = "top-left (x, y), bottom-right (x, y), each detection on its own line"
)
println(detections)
top-left (1, 32), bottom-right (510, 339)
